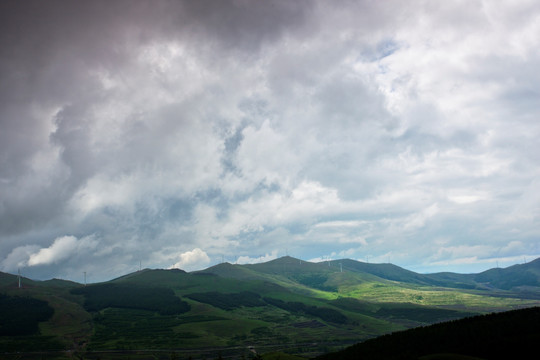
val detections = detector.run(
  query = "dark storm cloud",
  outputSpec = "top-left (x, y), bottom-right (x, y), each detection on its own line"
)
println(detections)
top-left (0, 0), bottom-right (310, 233)
top-left (1, 0), bottom-right (539, 280)
top-left (179, 0), bottom-right (311, 52)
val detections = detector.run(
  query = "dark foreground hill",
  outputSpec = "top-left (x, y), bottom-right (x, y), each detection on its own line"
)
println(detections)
top-left (317, 306), bottom-right (540, 360)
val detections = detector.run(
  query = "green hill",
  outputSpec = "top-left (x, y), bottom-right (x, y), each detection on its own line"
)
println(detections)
top-left (0, 271), bottom-right (92, 354)
top-left (330, 259), bottom-right (439, 286)
top-left (1, 257), bottom-right (539, 358)
top-left (472, 258), bottom-right (540, 290)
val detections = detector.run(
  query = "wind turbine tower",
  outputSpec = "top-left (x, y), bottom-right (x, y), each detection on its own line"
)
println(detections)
top-left (83, 271), bottom-right (87, 287)
top-left (18, 268), bottom-right (21, 289)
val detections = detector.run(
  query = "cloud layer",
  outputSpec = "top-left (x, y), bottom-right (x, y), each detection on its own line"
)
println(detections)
top-left (1, 0), bottom-right (539, 281)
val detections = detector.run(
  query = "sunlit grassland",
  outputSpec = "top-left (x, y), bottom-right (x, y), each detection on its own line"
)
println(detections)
top-left (250, 287), bottom-right (402, 334)
top-left (338, 281), bottom-right (540, 310)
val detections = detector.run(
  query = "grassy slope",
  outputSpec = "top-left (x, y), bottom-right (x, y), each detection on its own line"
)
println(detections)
top-left (204, 257), bottom-right (540, 311)
top-left (0, 272), bottom-right (92, 351)
top-left (1, 257), bottom-right (539, 356)
top-left (104, 266), bottom-right (401, 350)
top-left (111, 257), bottom-right (539, 348)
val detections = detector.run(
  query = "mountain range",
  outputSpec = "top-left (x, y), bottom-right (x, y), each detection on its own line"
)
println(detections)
top-left (1, 256), bottom-right (539, 359)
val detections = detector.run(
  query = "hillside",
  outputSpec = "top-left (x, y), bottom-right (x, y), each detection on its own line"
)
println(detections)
top-left (472, 258), bottom-right (540, 290)
top-left (1, 257), bottom-right (539, 358)
top-left (0, 271), bottom-right (92, 353)
top-left (317, 306), bottom-right (540, 360)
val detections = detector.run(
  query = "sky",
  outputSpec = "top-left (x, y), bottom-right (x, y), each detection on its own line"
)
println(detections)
top-left (1, 0), bottom-right (539, 282)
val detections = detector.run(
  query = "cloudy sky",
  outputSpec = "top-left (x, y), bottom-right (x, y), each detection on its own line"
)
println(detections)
top-left (1, 0), bottom-right (539, 282)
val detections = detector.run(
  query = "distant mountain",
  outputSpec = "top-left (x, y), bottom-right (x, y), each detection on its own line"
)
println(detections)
top-left (3, 256), bottom-right (539, 292)
top-left (198, 261), bottom-right (264, 280)
top-left (328, 259), bottom-right (450, 286)
top-left (200, 256), bottom-right (540, 293)
top-left (472, 257), bottom-right (540, 289)
top-left (330, 257), bottom-right (540, 292)
top-left (0, 271), bottom-right (78, 289)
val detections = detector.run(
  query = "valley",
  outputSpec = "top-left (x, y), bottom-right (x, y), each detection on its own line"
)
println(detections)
top-left (1, 256), bottom-right (539, 359)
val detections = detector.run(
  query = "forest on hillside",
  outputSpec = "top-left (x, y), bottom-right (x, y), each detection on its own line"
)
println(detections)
top-left (317, 306), bottom-right (540, 360)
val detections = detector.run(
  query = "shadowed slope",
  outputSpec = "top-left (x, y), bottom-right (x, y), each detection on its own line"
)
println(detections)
top-left (317, 306), bottom-right (540, 360)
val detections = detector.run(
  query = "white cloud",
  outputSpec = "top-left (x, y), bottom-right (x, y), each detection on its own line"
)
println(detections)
top-left (28, 236), bottom-right (78, 266)
top-left (27, 235), bottom-right (98, 267)
top-left (499, 241), bottom-right (525, 256)
top-left (402, 203), bottom-right (439, 231)
top-left (192, 180), bottom-right (346, 245)
top-left (1, 245), bottom-right (40, 271)
top-left (431, 244), bottom-right (496, 263)
top-left (237, 250), bottom-right (279, 265)
top-left (447, 194), bottom-right (488, 205)
top-left (169, 248), bottom-right (211, 271)
top-left (315, 221), bottom-right (366, 228)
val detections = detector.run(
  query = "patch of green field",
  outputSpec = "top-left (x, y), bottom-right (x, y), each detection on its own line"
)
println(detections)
top-left (328, 296), bottom-right (478, 328)
top-left (339, 281), bottom-right (540, 310)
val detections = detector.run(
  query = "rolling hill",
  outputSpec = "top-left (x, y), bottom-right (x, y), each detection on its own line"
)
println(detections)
top-left (1, 257), bottom-right (539, 359)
